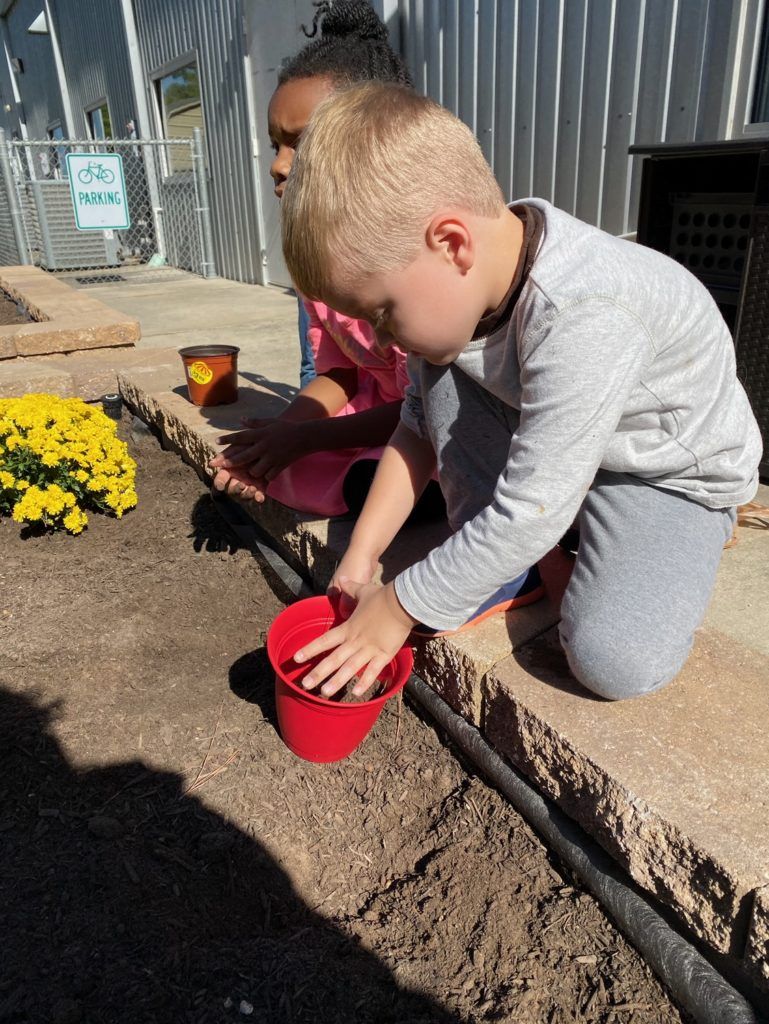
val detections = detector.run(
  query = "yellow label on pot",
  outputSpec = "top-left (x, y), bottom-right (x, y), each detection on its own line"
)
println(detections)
top-left (188, 360), bottom-right (213, 385)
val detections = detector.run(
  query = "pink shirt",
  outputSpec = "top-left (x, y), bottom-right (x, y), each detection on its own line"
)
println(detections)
top-left (267, 300), bottom-right (409, 517)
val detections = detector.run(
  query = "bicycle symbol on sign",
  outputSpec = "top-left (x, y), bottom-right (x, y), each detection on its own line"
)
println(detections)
top-left (77, 161), bottom-right (115, 185)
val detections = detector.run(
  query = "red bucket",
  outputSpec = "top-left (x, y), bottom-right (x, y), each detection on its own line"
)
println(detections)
top-left (266, 596), bottom-right (413, 763)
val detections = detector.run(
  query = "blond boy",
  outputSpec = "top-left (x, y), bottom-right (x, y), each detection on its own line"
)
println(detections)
top-left (282, 83), bottom-right (762, 702)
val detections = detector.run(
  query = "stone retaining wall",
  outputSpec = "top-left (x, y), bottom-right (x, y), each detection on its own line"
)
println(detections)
top-left (0, 265), bottom-right (140, 360)
top-left (0, 264), bottom-right (145, 400)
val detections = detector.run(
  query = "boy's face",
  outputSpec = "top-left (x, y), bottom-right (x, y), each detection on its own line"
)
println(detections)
top-left (328, 246), bottom-right (485, 364)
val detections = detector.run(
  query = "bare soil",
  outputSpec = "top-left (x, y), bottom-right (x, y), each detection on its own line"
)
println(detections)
top-left (0, 419), bottom-right (690, 1024)
top-left (0, 290), bottom-right (31, 325)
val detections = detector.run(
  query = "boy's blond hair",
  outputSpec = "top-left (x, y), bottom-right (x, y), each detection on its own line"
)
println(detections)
top-left (282, 82), bottom-right (504, 300)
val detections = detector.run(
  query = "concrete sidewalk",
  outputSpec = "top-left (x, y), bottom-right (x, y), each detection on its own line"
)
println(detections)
top-left (0, 268), bottom-right (302, 402)
top-left (75, 270), bottom-right (302, 396)
top-left (97, 272), bottom-right (768, 995)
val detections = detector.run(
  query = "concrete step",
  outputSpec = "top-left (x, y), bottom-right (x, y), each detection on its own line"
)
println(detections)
top-left (0, 346), bottom-right (181, 401)
top-left (0, 265), bottom-right (140, 358)
top-left (117, 358), bottom-right (769, 995)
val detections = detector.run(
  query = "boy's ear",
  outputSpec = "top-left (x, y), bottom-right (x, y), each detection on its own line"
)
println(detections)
top-left (425, 213), bottom-right (474, 272)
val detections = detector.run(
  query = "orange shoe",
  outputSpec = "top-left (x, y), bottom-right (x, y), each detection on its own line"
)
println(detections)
top-left (411, 566), bottom-right (544, 639)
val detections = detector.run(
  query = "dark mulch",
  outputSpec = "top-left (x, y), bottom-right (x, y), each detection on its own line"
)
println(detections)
top-left (0, 291), bottom-right (32, 325)
top-left (0, 419), bottom-right (689, 1024)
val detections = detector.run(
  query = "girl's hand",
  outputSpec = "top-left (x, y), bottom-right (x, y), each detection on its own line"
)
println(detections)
top-left (295, 581), bottom-right (416, 699)
top-left (211, 417), bottom-right (272, 464)
top-left (209, 418), bottom-right (310, 481)
top-left (211, 462), bottom-right (268, 502)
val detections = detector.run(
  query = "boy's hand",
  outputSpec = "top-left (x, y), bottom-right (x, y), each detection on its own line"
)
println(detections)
top-left (329, 549), bottom-right (379, 617)
top-left (209, 418), bottom-right (309, 482)
top-left (296, 581), bottom-right (416, 699)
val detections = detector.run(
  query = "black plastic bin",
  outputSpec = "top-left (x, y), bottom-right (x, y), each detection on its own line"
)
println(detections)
top-left (630, 138), bottom-right (769, 479)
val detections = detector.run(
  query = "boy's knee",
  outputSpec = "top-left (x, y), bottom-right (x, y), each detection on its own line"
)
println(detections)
top-left (558, 621), bottom-right (686, 701)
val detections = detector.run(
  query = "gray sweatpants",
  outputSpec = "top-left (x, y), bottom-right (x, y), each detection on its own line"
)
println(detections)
top-left (420, 362), bottom-right (735, 701)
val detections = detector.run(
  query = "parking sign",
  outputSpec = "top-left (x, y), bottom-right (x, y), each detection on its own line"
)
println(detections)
top-left (66, 152), bottom-right (130, 231)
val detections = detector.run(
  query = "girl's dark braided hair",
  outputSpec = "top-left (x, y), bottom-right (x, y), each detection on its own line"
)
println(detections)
top-left (278, 0), bottom-right (413, 88)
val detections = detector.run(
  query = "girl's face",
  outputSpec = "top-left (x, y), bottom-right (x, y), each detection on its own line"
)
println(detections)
top-left (268, 75), bottom-right (337, 200)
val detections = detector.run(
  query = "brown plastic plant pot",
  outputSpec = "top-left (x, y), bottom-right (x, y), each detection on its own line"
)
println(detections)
top-left (179, 345), bottom-right (240, 406)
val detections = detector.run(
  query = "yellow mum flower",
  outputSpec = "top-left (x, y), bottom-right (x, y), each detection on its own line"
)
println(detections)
top-left (63, 507), bottom-right (88, 534)
top-left (41, 484), bottom-right (67, 516)
top-left (1, 393), bottom-right (138, 534)
top-left (12, 485), bottom-right (45, 523)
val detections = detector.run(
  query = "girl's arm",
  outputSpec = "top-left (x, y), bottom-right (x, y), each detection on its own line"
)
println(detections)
top-left (278, 366), bottom-right (357, 421)
top-left (284, 399), bottom-right (402, 452)
top-left (208, 367), bottom-right (359, 497)
top-left (284, 301), bottom-right (404, 449)
top-left (210, 303), bottom-right (406, 494)
top-left (218, 394), bottom-right (403, 466)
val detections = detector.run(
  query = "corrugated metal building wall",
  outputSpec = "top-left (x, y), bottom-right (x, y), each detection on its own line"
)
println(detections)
top-left (396, 0), bottom-right (761, 236)
top-left (133, 0), bottom-right (262, 283)
top-left (0, 55), bottom-right (13, 134)
top-left (1, 0), bottom-right (64, 138)
top-left (51, 1), bottom-right (136, 140)
top-left (0, 1), bottom-right (765, 283)
top-left (0, 0), bottom-right (262, 284)
top-left (249, 0), bottom-right (765, 285)
top-left (245, 0), bottom-right (316, 289)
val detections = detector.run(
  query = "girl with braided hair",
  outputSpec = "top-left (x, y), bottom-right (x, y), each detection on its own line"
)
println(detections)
top-left (281, 0), bottom-right (411, 388)
top-left (210, 1), bottom-right (444, 523)
top-left (282, 0), bottom-right (412, 88)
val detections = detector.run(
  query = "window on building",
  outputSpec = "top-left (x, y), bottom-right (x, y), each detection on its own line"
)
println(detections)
top-left (156, 61), bottom-right (204, 172)
top-left (86, 102), bottom-right (112, 140)
top-left (752, 8), bottom-right (769, 123)
top-left (45, 122), bottom-right (66, 179)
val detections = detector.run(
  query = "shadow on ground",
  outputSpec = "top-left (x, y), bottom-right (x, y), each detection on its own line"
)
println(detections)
top-left (238, 371), bottom-right (298, 404)
top-left (0, 686), bottom-right (464, 1024)
top-left (228, 646), bottom-right (281, 734)
top-left (170, 382), bottom-right (289, 428)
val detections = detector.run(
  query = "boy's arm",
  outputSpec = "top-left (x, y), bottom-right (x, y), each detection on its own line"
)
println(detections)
top-left (333, 422), bottom-right (437, 587)
top-left (296, 578), bottom-right (416, 698)
top-left (292, 421), bottom-right (437, 698)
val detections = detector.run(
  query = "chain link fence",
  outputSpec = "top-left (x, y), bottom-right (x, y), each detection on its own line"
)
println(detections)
top-left (0, 130), bottom-right (216, 284)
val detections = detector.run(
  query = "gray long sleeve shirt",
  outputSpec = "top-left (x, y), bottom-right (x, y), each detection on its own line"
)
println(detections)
top-left (395, 199), bottom-right (762, 631)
